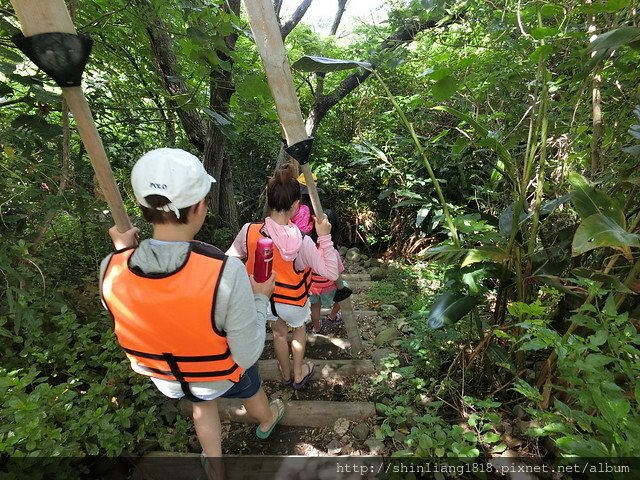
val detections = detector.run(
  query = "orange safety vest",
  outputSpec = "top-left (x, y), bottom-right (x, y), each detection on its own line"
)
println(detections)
top-left (245, 223), bottom-right (312, 307)
top-left (101, 243), bottom-right (243, 384)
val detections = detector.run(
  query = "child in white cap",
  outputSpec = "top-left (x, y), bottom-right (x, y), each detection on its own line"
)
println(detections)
top-left (100, 148), bottom-right (283, 479)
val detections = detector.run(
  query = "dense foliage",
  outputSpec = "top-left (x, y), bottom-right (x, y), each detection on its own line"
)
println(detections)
top-left (1, 0), bottom-right (639, 468)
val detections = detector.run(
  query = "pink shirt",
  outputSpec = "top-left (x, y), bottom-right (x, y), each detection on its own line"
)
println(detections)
top-left (227, 222), bottom-right (340, 281)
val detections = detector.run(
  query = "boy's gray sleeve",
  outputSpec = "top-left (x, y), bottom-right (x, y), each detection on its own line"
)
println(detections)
top-left (214, 256), bottom-right (268, 369)
top-left (98, 254), bottom-right (114, 308)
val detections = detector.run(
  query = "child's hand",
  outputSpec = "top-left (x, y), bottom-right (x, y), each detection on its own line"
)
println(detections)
top-left (250, 270), bottom-right (276, 297)
top-left (108, 225), bottom-right (140, 250)
top-left (314, 215), bottom-right (332, 237)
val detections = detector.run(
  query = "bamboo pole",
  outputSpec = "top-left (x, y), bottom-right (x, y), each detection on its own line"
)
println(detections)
top-left (243, 0), bottom-right (363, 352)
top-left (11, 0), bottom-right (132, 232)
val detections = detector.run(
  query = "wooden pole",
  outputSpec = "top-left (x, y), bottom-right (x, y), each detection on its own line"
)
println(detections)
top-left (11, 0), bottom-right (132, 233)
top-left (243, 0), bottom-right (363, 352)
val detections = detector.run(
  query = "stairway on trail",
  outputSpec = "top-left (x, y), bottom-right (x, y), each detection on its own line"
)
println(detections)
top-left (134, 273), bottom-right (386, 480)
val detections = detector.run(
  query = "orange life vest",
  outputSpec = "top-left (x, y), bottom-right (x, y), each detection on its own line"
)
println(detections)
top-left (101, 243), bottom-right (243, 384)
top-left (245, 223), bottom-right (312, 307)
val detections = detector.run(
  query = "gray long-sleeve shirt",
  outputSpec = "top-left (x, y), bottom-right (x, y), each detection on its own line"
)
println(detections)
top-left (99, 239), bottom-right (268, 397)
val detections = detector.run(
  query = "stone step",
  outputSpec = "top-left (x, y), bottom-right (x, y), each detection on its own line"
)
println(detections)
top-left (342, 280), bottom-right (374, 293)
top-left (258, 358), bottom-right (374, 381)
top-left (341, 273), bottom-right (371, 281)
top-left (133, 453), bottom-right (383, 480)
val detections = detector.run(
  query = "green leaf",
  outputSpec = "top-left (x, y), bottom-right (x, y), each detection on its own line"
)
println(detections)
top-left (432, 75), bottom-right (457, 101)
top-left (540, 4), bottom-right (565, 16)
top-left (235, 74), bottom-right (272, 100)
top-left (530, 44), bottom-right (554, 62)
top-left (416, 207), bottom-right (431, 227)
top-left (492, 443), bottom-right (508, 453)
top-left (531, 27), bottom-right (559, 39)
top-left (427, 292), bottom-right (480, 329)
top-left (519, 338), bottom-right (549, 351)
top-left (568, 173), bottom-right (625, 226)
top-left (291, 55), bottom-right (372, 73)
top-left (585, 353), bottom-right (615, 369)
top-left (572, 214), bottom-right (640, 256)
top-left (499, 203), bottom-right (531, 237)
top-left (589, 330), bottom-right (609, 347)
top-left (461, 247), bottom-right (509, 267)
top-left (587, 27), bottom-right (640, 53)
top-left (540, 194), bottom-right (572, 217)
top-left (483, 432), bottom-right (501, 443)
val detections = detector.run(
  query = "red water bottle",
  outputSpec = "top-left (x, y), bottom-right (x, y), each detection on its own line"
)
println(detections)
top-left (254, 238), bottom-right (273, 283)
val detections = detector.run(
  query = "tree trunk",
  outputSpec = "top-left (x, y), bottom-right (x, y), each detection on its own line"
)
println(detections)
top-left (142, 0), bottom-right (240, 229)
top-left (202, 0), bottom-right (241, 231)
top-left (587, 1), bottom-right (602, 177)
top-left (329, 0), bottom-right (348, 35)
top-left (145, 11), bottom-right (207, 151)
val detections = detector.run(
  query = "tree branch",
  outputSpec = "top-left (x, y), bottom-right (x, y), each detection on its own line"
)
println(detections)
top-left (329, 0), bottom-right (348, 36)
top-left (306, 14), bottom-right (462, 134)
top-left (280, 0), bottom-right (314, 39)
top-left (274, 0), bottom-right (284, 19)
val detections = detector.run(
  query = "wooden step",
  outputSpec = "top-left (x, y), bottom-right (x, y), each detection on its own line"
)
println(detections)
top-left (265, 332), bottom-right (351, 350)
top-left (258, 358), bottom-right (374, 381)
top-left (216, 399), bottom-right (376, 427)
top-left (320, 308), bottom-right (379, 318)
top-left (133, 453), bottom-right (383, 480)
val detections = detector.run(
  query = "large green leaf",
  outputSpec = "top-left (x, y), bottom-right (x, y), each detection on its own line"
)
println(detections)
top-left (539, 194), bottom-right (572, 217)
top-left (587, 27), bottom-right (640, 53)
top-left (499, 203), bottom-right (530, 237)
top-left (432, 75), bottom-right (457, 101)
top-left (461, 247), bottom-right (510, 267)
top-left (427, 292), bottom-right (480, 329)
top-left (291, 55), bottom-right (372, 73)
top-left (568, 173), bottom-right (625, 227)
top-left (572, 214), bottom-right (640, 256)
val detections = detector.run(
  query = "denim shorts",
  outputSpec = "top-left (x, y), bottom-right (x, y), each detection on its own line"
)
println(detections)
top-left (220, 363), bottom-right (262, 399)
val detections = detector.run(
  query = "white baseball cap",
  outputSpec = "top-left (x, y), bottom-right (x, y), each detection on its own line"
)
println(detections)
top-left (131, 148), bottom-right (215, 218)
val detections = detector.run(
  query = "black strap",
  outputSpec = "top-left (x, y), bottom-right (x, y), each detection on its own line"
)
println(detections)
top-left (164, 353), bottom-right (206, 403)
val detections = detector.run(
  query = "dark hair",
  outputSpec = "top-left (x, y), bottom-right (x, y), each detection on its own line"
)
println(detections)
top-left (267, 164), bottom-right (301, 212)
top-left (140, 195), bottom-right (192, 225)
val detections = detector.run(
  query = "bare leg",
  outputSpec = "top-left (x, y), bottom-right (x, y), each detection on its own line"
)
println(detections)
top-left (291, 325), bottom-right (309, 384)
top-left (328, 302), bottom-right (341, 320)
top-left (310, 301), bottom-right (322, 332)
top-left (272, 318), bottom-right (291, 381)
top-left (192, 400), bottom-right (222, 457)
top-left (243, 386), bottom-right (280, 433)
top-left (193, 400), bottom-right (225, 479)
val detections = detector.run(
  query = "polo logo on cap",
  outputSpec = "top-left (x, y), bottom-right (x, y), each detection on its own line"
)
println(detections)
top-left (149, 182), bottom-right (168, 189)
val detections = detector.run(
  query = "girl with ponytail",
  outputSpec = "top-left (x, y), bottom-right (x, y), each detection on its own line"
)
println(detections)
top-left (228, 164), bottom-right (340, 389)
